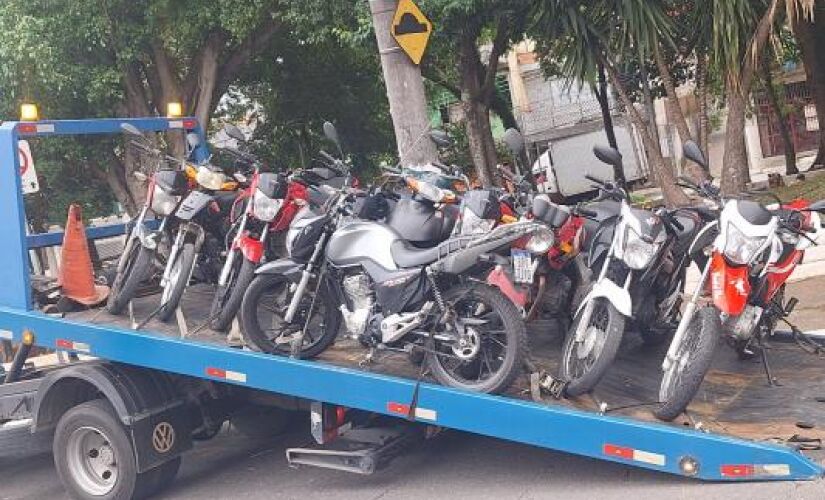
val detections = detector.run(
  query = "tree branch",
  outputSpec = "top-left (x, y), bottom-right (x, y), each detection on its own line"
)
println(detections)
top-left (480, 17), bottom-right (510, 105)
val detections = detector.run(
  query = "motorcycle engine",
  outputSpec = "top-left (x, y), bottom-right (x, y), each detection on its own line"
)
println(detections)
top-left (340, 274), bottom-right (374, 338)
top-left (723, 305), bottom-right (763, 340)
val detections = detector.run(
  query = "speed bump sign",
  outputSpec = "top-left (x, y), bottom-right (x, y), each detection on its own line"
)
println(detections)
top-left (391, 0), bottom-right (432, 65)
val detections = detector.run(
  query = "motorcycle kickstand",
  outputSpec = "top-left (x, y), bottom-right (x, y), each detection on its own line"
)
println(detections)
top-left (760, 344), bottom-right (779, 387)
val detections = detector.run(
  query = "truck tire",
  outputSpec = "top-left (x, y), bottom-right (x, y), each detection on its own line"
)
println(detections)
top-left (53, 399), bottom-right (158, 500)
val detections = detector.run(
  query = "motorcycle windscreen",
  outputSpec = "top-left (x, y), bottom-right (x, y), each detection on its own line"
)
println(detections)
top-left (710, 252), bottom-right (750, 315)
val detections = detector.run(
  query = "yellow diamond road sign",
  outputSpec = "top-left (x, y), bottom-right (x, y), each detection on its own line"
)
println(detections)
top-left (391, 0), bottom-right (432, 65)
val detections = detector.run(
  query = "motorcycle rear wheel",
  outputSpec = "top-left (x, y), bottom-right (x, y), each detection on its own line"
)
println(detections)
top-left (561, 298), bottom-right (624, 397)
top-left (426, 283), bottom-right (527, 395)
top-left (106, 244), bottom-right (153, 315)
top-left (654, 306), bottom-right (721, 421)
top-left (239, 274), bottom-right (340, 358)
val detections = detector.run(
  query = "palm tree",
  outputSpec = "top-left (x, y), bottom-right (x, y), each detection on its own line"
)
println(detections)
top-left (531, 0), bottom-right (690, 206)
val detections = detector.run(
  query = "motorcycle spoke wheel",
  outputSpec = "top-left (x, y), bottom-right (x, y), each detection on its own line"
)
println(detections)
top-left (565, 303), bottom-right (609, 379)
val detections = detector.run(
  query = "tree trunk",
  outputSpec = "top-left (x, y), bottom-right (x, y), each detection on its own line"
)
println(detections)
top-left (761, 55), bottom-right (798, 175)
top-left (458, 32), bottom-right (497, 187)
top-left (721, 87), bottom-right (751, 194)
top-left (638, 50), bottom-right (661, 151)
top-left (791, 5), bottom-right (825, 168)
top-left (695, 50), bottom-right (711, 167)
top-left (653, 45), bottom-right (693, 144)
top-left (602, 59), bottom-right (689, 207)
top-left (594, 63), bottom-right (624, 185)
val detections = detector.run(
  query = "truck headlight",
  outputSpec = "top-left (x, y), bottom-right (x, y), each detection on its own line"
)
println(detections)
top-left (252, 189), bottom-right (283, 222)
top-left (622, 226), bottom-right (660, 270)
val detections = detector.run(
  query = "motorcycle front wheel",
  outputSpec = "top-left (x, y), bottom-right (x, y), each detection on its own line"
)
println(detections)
top-left (209, 256), bottom-right (257, 332)
top-left (239, 274), bottom-right (340, 358)
top-left (427, 283), bottom-right (527, 395)
top-left (157, 242), bottom-right (196, 322)
top-left (106, 243), bottom-right (153, 315)
top-left (560, 297), bottom-right (625, 397)
top-left (654, 306), bottom-right (721, 421)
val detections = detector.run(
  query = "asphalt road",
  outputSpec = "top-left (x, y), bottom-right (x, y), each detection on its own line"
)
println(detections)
top-left (2, 420), bottom-right (823, 500)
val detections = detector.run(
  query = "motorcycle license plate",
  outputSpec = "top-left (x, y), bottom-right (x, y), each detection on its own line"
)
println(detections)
top-left (512, 249), bottom-right (534, 284)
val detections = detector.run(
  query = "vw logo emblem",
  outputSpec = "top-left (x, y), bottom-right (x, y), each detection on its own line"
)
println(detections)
top-left (152, 422), bottom-right (176, 454)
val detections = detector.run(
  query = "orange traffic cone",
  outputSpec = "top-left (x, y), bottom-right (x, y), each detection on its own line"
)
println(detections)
top-left (58, 204), bottom-right (109, 306)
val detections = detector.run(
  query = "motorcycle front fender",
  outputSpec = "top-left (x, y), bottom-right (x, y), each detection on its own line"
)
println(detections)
top-left (237, 233), bottom-right (265, 263)
top-left (576, 278), bottom-right (632, 317)
top-left (486, 266), bottom-right (530, 310)
top-left (255, 258), bottom-right (303, 282)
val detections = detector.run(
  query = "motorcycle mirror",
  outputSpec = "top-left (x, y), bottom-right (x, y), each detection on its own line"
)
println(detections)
top-left (683, 140), bottom-right (708, 170)
top-left (593, 144), bottom-right (623, 169)
top-left (120, 123), bottom-right (143, 137)
top-left (323, 121), bottom-right (343, 156)
top-left (186, 132), bottom-right (201, 149)
top-left (503, 128), bottom-right (524, 156)
top-left (223, 123), bottom-right (246, 142)
top-left (429, 129), bottom-right (452, 148)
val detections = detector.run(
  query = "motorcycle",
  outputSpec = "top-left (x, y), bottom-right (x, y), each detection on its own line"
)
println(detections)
top-left (154, 138), bottom-right (240, 322)
top-left (106, 123), bottom-right (196, 315)
top-left (239, 126), bottom-right (544, 394)
top-left (208, 124), bottom-right (310, 331)
top-left (559, 145), bottom-right (701, 397)
top-left (656, 141), bottom-right (825, 420)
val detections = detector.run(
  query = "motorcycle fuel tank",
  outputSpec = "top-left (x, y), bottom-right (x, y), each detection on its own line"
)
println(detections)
top-left (326, 221), bottom-right (400, 272)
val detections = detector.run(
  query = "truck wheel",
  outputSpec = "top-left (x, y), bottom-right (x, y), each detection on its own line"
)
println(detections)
top-left (54, 399), bottom-right (158, 500)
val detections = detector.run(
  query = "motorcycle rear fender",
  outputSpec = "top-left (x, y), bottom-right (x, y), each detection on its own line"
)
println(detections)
top-left (254, 258), bottom-right (303, 282)
top-left (236, 233), bottom-right (265, 263)
top-left (486, 266), bottom-right (530, 309)
top-left (576, 278), bottom-right (632, 317)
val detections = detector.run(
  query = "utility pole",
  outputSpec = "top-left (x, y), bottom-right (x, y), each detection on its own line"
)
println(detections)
top-left (369, 0), bottom-right (438, 167)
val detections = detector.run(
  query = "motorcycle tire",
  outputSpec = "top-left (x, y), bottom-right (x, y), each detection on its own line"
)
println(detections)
top-left (239, 274), bottom-right (340, 359)
top-left (209, 257), bottom-right (257, 332)
top-left (157, 243), bottom-right (196, 322)
top-left (426, 283), bottom-right (528, 395)
top-left (106, 244), bottom-right (153, 315)
top-left (561, 298), bottom-right (625, 397)
top-left (654, 306), bottom-right (721, 421)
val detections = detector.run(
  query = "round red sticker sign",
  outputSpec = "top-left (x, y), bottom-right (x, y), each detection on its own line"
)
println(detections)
top-left (19, 145), bottom-right (30, 176)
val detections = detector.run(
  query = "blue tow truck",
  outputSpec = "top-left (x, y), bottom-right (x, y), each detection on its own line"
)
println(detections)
top-left (0, 117), bottom-right (823, 499)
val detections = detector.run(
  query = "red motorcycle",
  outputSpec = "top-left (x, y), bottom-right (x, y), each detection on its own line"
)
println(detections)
top-left (656, 188), bottom-right (825, 420)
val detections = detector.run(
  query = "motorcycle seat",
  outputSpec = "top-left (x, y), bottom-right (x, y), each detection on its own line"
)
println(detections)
top-left (390, 237), bottom-right (470, 269)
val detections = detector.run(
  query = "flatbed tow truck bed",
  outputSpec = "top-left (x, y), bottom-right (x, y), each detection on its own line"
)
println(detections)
top-left (1, 118), bottom-right (824, 495)
top-left (67, 284), bottom-right (825, 447)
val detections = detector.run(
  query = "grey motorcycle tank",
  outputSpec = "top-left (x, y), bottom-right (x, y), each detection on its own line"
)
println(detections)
top-left (326, 221), bottom-right (400, 272)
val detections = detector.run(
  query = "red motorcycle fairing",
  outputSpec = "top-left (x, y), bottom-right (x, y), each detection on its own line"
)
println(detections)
top-left (272, 181), bottom-right (309, 231)
top-left (236, 232), bottom-right (265, 263)
top-left (710, 252), bottom-right (750, 315)
top-left (761, 198), bottom-right (810, 302)
top-left (487, 266), bottom-right (530, 309)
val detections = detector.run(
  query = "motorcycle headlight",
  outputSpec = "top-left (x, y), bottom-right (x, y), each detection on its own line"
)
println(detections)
top-left (622, 226), bottom-right (661, 270)
top-left (724, 222), bottom-right (767, 265)
top-left (196, 167), bottom-right (227, 190)
top-left (525, 226), bottom-right (554, 254)
top-left (150, 185), bottom-right (180, 216)
top-left (252, 189), bottom-right (283, 222)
